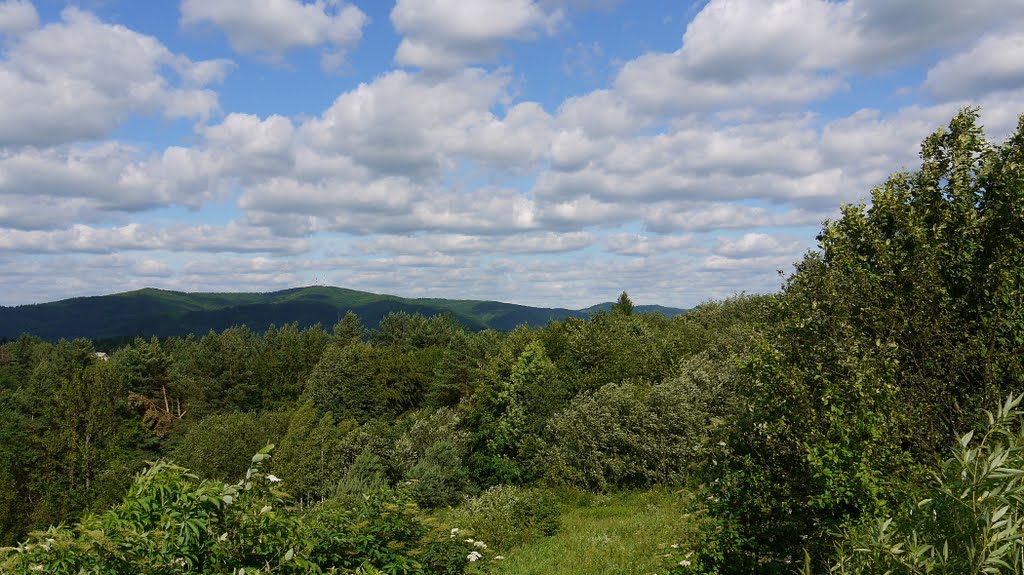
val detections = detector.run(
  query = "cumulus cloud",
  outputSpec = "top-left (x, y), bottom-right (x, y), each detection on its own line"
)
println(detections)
top-left (598, 0), bottom-right (1024, 120)
top-left (714, 232), bottom-right (805, 258)
top-left (0, 254), bottom-right (179, 305)
top-left (924, 32), bottom-right (1024, 100)
top-left (849, 0), bottom-right (1024, 67)
top-left (0, 7), bottom-right (229, 147)
top-left (180, 0), bottom-right (368, 68)
top-left (0, 222), bottom-right (309, 255)
top-left (301, 68), bottom-right (510, 176)
top-left (0, 142), bottom-right (229, 228)
top-left (0, 0), bottom-right (36, 35)
top-left (604, 233), bottom-right (698, 256)
top-left (538, 195), bottom-right (640, 229)
top-left (535, 115), bottom-right (846, 207)
top-left (643, 203), bottom-right (832, 233)
top-left (391, 0), bottom-right (562, 72)
top-left (362, 231), bottom-right (596, 255)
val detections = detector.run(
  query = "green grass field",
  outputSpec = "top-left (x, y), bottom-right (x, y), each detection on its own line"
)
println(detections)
top-left (483, 490), bottom-right (699, 575)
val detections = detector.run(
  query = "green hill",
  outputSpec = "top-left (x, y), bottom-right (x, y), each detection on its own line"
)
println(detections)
top-left (0, 286), bottom-right (686, 341)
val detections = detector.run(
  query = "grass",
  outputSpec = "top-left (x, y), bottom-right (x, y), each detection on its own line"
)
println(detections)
top-left (482, 489), bottom-right (700, 575)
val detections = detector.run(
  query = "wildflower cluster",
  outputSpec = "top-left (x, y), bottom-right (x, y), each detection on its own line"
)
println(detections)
top-left (445, 526), bottom-right (504, 570)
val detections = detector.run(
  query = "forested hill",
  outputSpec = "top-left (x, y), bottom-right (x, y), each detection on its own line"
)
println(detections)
top-left (0, 286), bottom-right (686, 341)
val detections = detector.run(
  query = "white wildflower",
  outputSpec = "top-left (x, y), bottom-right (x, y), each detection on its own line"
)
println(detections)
top-left (464, 538), bottom-right (474, 543)
top-left (474, 541), bottom-right (487, 549)
top-left (266, 474), bottom-right (282, 483)
top-left (670, 544), bottom-right (679, 549)
top-left (494, 555), bottom-right (505, 560)
top-left (467, 551), bottom-right (482, 562)
top-left (450, 527), bottom-right (460, 537)
top-left (679, 560), bottom-right (691, 567)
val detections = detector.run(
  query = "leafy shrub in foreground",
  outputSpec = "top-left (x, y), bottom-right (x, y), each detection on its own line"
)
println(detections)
top-left (802, 392), bottom-right (1024, 575)
top-left (0, 446), bottom-right (474, 574)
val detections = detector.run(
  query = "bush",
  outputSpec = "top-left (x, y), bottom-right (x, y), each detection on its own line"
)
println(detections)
top-left (803, 393), bottom-right (1024, 575)
top-left (334, 447), bottom-right (390, 503)
top-left (171, 410), bottom-right (290, 481)
top-left (543, 353), bottom-right (739, 491)
top-left (303, 343), bottom-right (423, 423)
top-left (408, 440), bottom-right (476, 508)
top-left (451, 485), bottom-right (560, 549)
top-left (0, 446), bottom-right (477, 574)
top-left (707, 110), bottom-right (1024, 573)
top-left (392, 407), bottom-right (469, 473)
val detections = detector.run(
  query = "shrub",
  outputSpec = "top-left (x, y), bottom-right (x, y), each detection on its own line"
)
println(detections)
top-left (0, 446), bottom-right (476, 574)
top-left (544, 353), bottom-right (739, 491)
top-left (802, 392), bottom-right (1024, 575)
top-left (392, 407), bottom-right (469, 473)
top-left (408, 440), bottom-right (476, 508)
top-left (451, 485), bottom-right (560, 549)
top-left (335, 447), bottom-right (390, 502)
top-left (708, 110), bottom-right (1024, 572)
top-left (171, 410), bottom-right (290, 481)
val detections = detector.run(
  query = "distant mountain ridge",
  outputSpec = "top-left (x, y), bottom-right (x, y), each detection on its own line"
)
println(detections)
top-left (0, 286), bottom-right (687, 341)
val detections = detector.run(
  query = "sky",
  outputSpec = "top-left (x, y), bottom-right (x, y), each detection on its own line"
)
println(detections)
top-left (1, 0), bottom-right (1023, 309)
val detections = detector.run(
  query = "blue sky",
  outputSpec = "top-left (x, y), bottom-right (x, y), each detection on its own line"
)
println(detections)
top-left (1, 0), bottom-right (1023, 308)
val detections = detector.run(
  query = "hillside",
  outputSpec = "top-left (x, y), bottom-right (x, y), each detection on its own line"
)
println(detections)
top-left (0, 286), bottom-right (686, 341)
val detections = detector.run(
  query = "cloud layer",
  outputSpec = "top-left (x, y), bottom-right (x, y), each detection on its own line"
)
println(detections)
top-left (2, 0), bottom-right (1023, 307)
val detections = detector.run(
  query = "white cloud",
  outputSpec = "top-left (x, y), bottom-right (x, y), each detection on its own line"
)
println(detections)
top-left (539, 195), bottom-right (639, 229)
top-left (0, 142), bottom-right (229, 229)
top-left (0, 0), bottom-right (36, 35)
top-left (604, 233), bottom-right (698, 256)
top-left (465, 102), bottom-right (553, 172)
top-left (180, 0), bottom-right (368, 68)
top-left (678, 0), bottom-right (859, 77)
top-left (0, 254), bottom-right (181, 304)
top-left (0, 7), bottom-right (229, 147)
top-left (702, 253), bottom-right (796, 273)
top-left (203, 113), bottom-right (296, 174)
top-left (643, 203), bottom-right (832, 233)
top-left (924, 32), bottom-right (1024, 100)
top-left (363, 231), bottom-right (596, 255)
top-left (849, 0), bottom-right (1024, 68)
top-left (535, 116), bottom-right (842, 206)
top-left (600, 0), bottom-right (1024, 119)
top-left (0, 222), bottom-right (309, 254)
top-left (301, 68), bottom-right (509, 176)
top-left (714, 232), bottom-right (805, 258)
top-left (556, 90), bottom-right (650, 136)
top-left (391, 0), bottom-right (562, 71)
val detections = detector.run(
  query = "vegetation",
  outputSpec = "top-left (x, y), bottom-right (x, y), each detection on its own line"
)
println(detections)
top-left (1, 109), bottom-right (1023, 574)
top-left (801, 392), bottom-right (1024, 575)
top-left (0, 286), bottom-right (687, 342)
